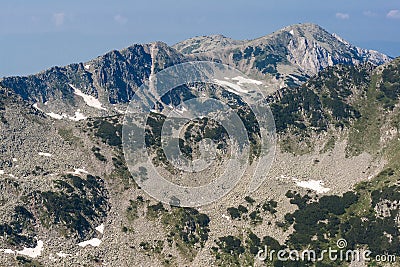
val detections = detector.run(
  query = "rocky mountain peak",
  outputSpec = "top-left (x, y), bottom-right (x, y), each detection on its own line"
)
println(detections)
top-left (251, 23), bottom-right (392, 75)
top-left (171, 24), bottom-right (391, 90)
top-left (0, 23), bottom-right (392, 120)
top-left (172, 34), bottom-right (244, 54)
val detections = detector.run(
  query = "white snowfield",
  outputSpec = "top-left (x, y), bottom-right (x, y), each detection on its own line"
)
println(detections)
top-left (78, 238), bottom-right (102, 248)
top-left (69, 111), bottom-right (87, 121)
top-left (294, 179), bottom-right (330, 193)
top-left (16, 240), bottom-right (44, 258)
top-left (46, 112), bottom-right (64, 120)
top-left (2, 240), bottom-right (44, 258)
top-left (69, 84), bottom-right (107, 111)
top-left (213, 79), bottom-right (249, 94)
top-left (68, 168), bottom-right (89, 175)
top-left (56, 252), bottom-right (70, 258)
top-left (32, 103), bottom-right (42, 111)
top-left (33, 102), bottom-right (87, 121)
top-left (213, 76), bottom-right (262, 95)
top-left (46, 111), bottom-right (87, 121)
top-left (332, 33), bottom-right (350, 45)
top-left (231, 76), bottom-right (263, 85)
top-left (38, 152), bottom-right (52, 157)
top-left (0, 170), bottom-right (4, 175)
top-left (84, 64), bottom-right (91, 70)
top-left (150, 109), bottom-right (161, 114)
top-left (95, 224), bottom-right (104, 234)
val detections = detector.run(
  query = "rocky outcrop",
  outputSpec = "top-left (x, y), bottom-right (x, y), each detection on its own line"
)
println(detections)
top-left (175, 23), bottom-right (391, 88)
top-left (1, 24), bottom-right (392, 119)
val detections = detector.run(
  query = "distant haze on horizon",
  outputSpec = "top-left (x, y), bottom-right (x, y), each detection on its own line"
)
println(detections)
top-left (1, 0), bottom-right (399, 77)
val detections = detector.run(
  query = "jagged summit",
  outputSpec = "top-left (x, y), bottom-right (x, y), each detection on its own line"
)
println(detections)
top-left (172, 34), bottom-right (243, 54)
top-left (172, 24), bottom-right (391, 89)
top-left (172, 23), bottom-right (332, 54)
top-left (0, 23), bottom-right (392, 119)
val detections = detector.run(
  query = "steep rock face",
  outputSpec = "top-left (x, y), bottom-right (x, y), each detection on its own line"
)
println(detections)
top-left (282, 24), bottom-right (391, 74)
top-left (88, 44), bottom-right (153, 104)
top-left (174, 24), bottom-right (391, 88)
top-left (0, 64), bottom-right (92, 103)
top-left (0, 23), bottom-right (392, 120)
top-left (0, 42), bottom-right (187, 118)
top-left (88, 42), bottom-right (187, 104)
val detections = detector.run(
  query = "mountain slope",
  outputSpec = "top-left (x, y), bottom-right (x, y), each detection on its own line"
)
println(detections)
top-left (0, 42), bottom-right (186, 119)
top-left (172, 34), bottom-right (244, 54)
top-left (176, 23), bottom-right (391, 89)
top-left (0, 25), bottom-right (399, 266)
top-left (0, 24), bottom-right (391, 123)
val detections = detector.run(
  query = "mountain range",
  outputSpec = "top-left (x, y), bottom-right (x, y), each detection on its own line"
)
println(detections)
top-left (0, 23), bottom-right (399, 266)
top-left (0, 23), bottom-right (391, 120)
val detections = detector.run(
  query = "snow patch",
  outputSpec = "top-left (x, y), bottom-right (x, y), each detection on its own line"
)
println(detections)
top-left (289, 29), bottom-right (294, 35)
top-left (56, 252), bottom-right (70, 258)
top-left (294, 179), bottom-right (330, 194)
top-left (332, 33), bottom-right (350, 45)
top-left (213, 79), bottom-right (249, 94)
top-left (33, 103), bottom-right (43, 112)
top-left (69, 111), bottom-right (87, 121)
top-left (0, 170), bottom-right (4, 175)
top-left (46, 112), bottom-right (65, 120)
top-left (222, 214), bottom-right (231, 221)
top-left (34, 103), bottom-right (65, 120)
top-left (12, 158), bottom-right (17, 162)
top-left (2, 240), bottom-right (44, 258)
top-left (34, 102), bottom-right (86, 121)
top-left (68, 168), bottom-right (89, 175)
top-left (3, 249), bottom-right (15, 254)
top-left (38, 152), bottom-right (52, 157)
top-left (231, 76), bottom-right (263, 85)
top-left (70, 84), bottom-right (107, 111)
top-left (95, 224), bottom-right (104, 234)
top-left (78, 238), bottom-right (102, 248)
top-left (84, 64), bottom-right (91, 70)
top-left (16, 240), bottom-right (44, 258)
top-left (150, 109), bottom-right (161, 114)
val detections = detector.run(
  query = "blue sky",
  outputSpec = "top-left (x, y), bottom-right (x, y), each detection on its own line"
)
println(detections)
top-left (1, 0), bottom-right (399, 77)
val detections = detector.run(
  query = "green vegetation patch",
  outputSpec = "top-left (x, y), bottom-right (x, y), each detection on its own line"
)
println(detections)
top-left (0, 206), bottom-right (36, 249)
top-left (145, 202), bottom-right (210, 262)
top-left (26, 174), bottom-right (109, 240)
